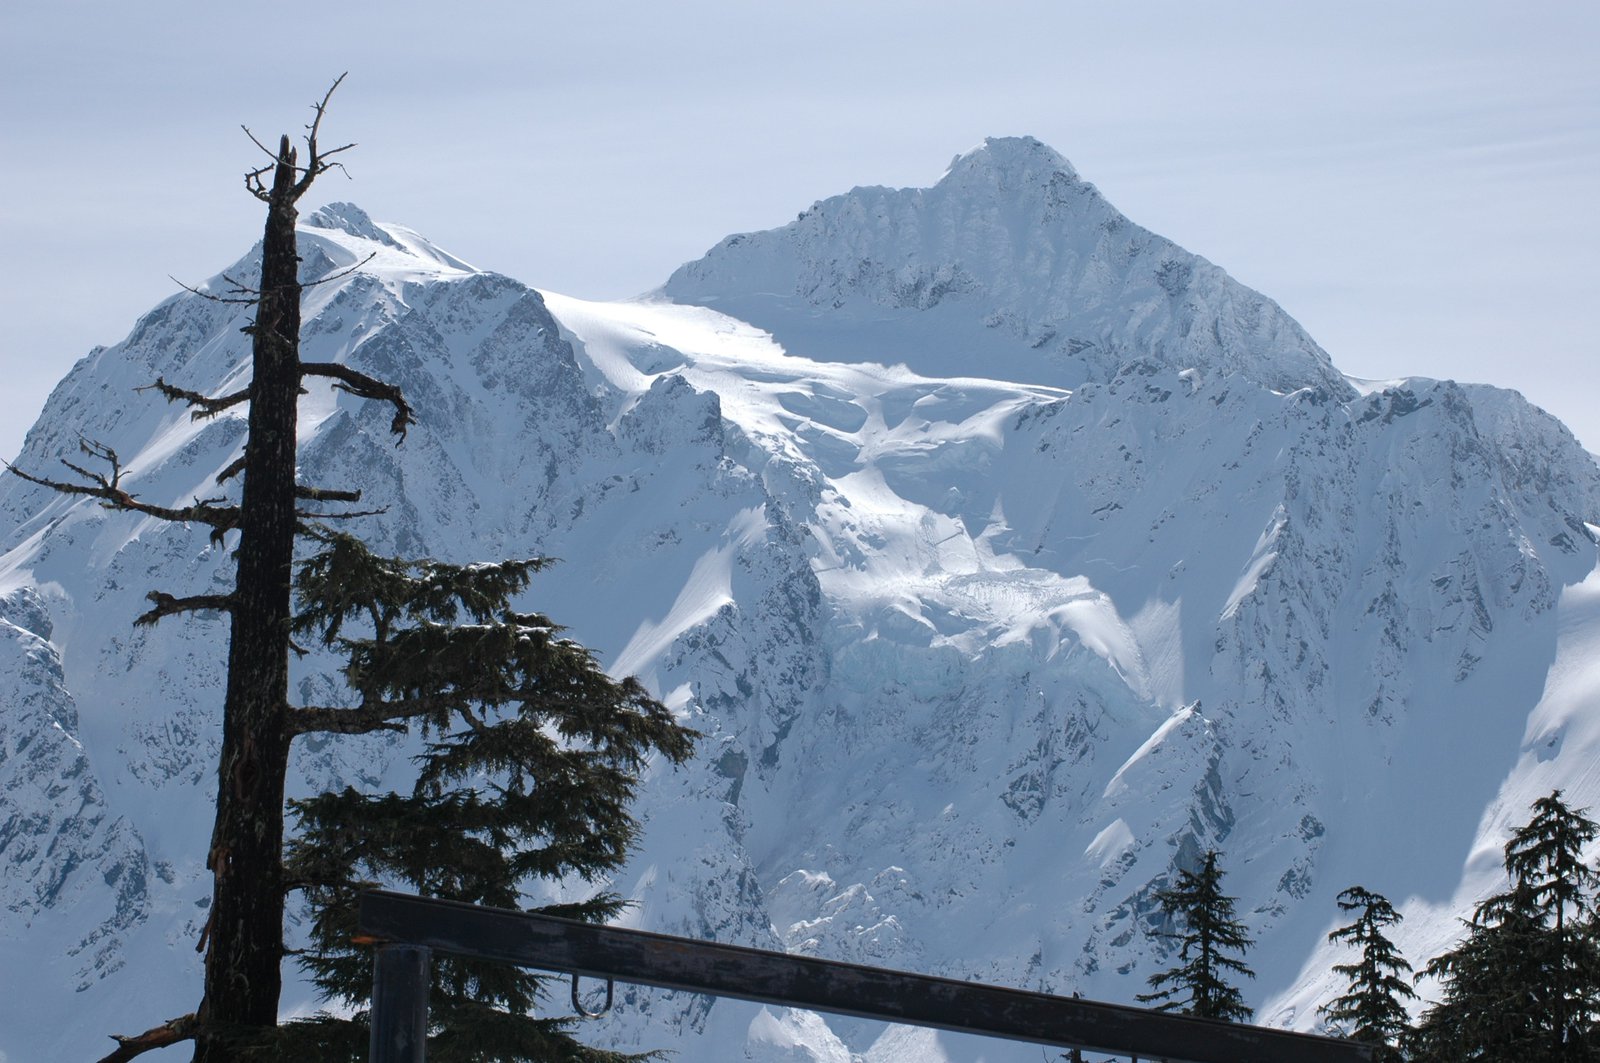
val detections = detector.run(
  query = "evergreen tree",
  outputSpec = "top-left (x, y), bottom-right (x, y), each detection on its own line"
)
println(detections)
top-left (1507, 790), bottom-right (1600, 1056)
top-left (1411, 790), bottom-right (1600, 1062)
top-left (277, 531), bottom-right (693, 1061)
top-left (1409, 884), bottom-right (1549, 1061)
top-left (1319, 886), bottom-right (1415, 1060)
top-left (1137, 849), bottom-right (1256, 1021)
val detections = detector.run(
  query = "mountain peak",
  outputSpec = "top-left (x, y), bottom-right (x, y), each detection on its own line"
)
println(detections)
top-left (665, 138), bottom-right (1347, 397)
top-left (300, 201), bottom-right (476, 276)
top-left (942, 135), bottom-right (1081, 186)
top-left (303, 201), bottom-right (403, 247)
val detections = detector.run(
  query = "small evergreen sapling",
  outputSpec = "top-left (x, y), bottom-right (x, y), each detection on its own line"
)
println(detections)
top-left (1319, 886), bottom-right (1414, 1060)
top-left (1137, 849), bottom-right (1256, 1022)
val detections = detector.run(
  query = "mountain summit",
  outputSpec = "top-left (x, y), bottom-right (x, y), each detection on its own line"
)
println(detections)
top-left (941, 134), bottom-right (1082, 183)
top-left (2, 142), bottom-right (1598, 1062)
top-left (666, 136), bottom-right (1347, 398)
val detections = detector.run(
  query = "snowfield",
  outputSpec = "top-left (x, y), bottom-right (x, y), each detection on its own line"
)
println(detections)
top-left (2, 143), bottom-right (1597, 1062)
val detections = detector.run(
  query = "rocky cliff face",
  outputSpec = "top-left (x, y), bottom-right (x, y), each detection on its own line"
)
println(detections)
top-left (2, 150), bottom-right (1597, 1062)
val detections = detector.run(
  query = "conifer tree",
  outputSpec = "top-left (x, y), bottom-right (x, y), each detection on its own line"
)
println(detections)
top-left (1409, 883), bottom-right (1548, 1060)
top-left (1411, 790), bottom-right (1600, 1062)
top-left (1320, 886), bottom-right (1414, 1060)
top-left (1137, 849), bottom-right (1256, 1021)
top-left (277, 530), bottom-right (693, 1061)
top-left (1507, 790), bottom-right (1600, 1056)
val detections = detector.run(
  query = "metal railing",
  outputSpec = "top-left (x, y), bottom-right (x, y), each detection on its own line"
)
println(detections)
top-left (357, 890), bottom-right (1371, 1063)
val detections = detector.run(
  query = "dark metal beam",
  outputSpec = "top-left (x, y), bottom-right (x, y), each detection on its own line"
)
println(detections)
top-left (370, 943), bottom-right (430, 1063)
top-left (358, 890), bottom-right (1369, 1063)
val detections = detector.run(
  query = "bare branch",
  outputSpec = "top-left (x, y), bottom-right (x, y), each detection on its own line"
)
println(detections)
top-left (244, 163), bottom-right (273, 203)
top-left (295, 484), bottom-right (361, 503)
top-left (138, 377), bottom-right (251, 420)
top-left (293, 73), bottom-right (352, 198)
top-left (95, 1014), bottom-right (197, 1063)
top-left (195, 892), bottom-right (215, 954)
top-left (169, 274), bottom-right (257, 306)
top-left (135, 591), bottom-right (235, 627)
top-left (289, 703), bottom-right (410, 736)
top-left (302, 251), bottom-right (377, 289)
top-left (218, 272), bottom-right (262, 297)
top-left (215, 455), bottom-right (245, 485)
top-left (6, 440), bottom-right (242, 541)
top-left (295, 505), bottom-right (387, 521)
top-left (221, 470), bottom-right (376, 513)
top-left (313, 143), bottom-right (357, 172)
top-left (307, 69), bottom-right (347, 137)
top-left (239, 123), bottom-right (278, 162)
top-left (301, 361), bottom-right (413, 439)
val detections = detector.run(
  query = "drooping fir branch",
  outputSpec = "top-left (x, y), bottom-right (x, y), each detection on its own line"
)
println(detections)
top-left (293, 531), bottom-right (551, 644)
top-left (288, 688), bottom-right (584, 737)
top-left (288, 533), bottom-right (683, 757)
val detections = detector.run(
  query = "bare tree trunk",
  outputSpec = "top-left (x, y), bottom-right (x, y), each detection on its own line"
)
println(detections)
top-left (192, 136), bottom-right (302, 1063)
top-left (7, 79), bottom-right (383, 1062)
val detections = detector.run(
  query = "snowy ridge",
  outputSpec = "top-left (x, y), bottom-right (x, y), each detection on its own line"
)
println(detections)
top-left (665, 137), bottom-right (1348, 399)
top-left (2, 144), bottom-right (1599, 1062)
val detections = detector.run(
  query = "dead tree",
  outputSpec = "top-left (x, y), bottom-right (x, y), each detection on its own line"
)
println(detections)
top-left (14, 76), bottom-right (410, 1063)
top-left (19, 73), bottom-right (691, 1063)
top-left (189, 74), bottom-right (399, 1063)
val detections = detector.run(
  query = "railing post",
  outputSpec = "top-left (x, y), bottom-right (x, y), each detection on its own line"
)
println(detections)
top-left (370, 943), bottom-right (431, 1063)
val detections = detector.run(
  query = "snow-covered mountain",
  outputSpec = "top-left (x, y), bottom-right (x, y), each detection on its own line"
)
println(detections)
top-left (3, 139), bottom-right (1598, 1062)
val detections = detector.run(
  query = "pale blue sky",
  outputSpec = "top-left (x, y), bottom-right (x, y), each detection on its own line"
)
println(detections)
top-left (3, 1), bottom-right (1597, 459)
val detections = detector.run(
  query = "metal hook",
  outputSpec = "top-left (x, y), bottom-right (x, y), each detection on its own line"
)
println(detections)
top-left (570, 972), bottom-right (614, 1018)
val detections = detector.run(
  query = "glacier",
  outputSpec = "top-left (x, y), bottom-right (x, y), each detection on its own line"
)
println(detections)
top-left (1, 139), bottom-right (1597, 1062)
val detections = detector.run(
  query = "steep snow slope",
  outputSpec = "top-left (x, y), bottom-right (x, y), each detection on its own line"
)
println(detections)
top-left (542, 291), bottom-right (1600, 1059)
top-left (2, 144), bottom-right (1598, 1062)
